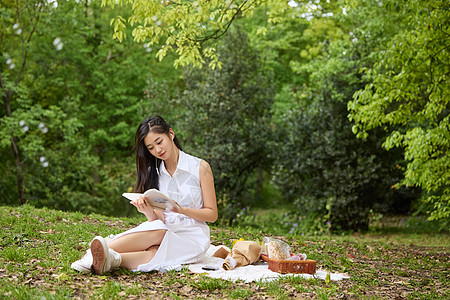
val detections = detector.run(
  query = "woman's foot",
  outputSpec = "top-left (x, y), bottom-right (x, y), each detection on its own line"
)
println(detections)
top-left (70, 250), bottom-right (93, 273)
top-left (90, 236), bottom-right (122, 275)
top-left (91, 236), bottom-right (108, 274)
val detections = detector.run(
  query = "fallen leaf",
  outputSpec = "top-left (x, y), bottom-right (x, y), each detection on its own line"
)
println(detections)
top-left (181, 286), bottom-right (193, 294)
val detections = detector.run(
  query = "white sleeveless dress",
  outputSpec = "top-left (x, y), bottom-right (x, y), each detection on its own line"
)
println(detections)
top-left (109, 151), bottom-right (210, 272)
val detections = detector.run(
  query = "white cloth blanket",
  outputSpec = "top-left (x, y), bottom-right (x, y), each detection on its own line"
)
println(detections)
top-left (188, 246), bottom-right (350, 283)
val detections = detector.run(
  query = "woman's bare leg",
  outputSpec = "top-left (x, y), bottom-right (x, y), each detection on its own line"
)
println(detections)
top-left (107, 230), bottom-right (166, 253)
top-left (120, 246), bottom-right (159, 270)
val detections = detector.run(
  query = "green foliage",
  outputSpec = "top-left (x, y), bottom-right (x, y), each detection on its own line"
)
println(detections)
top-left (272, 101), bottom-right (401, 231)
top-left (1, 0), bottom-right (446, 233)
top-left (1, 0), bottom-right (90, 206)
top-left (266, 0), bottom-right (416, 231)
top-left (177, 28), bottom-right (275, 223)
top-left (1, 0), bottom-right (179, 214)
top-left (348, 0), bottom-right (450, 221)
top-left (101, 0), bottom-right (290, 68)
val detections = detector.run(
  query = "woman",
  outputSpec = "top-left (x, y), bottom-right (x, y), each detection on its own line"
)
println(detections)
top-left (71, 116), bottom-right (218, 274)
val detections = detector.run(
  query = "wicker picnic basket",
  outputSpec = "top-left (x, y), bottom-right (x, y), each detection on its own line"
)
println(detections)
top-left (261, 253), bottom-right (316, 274)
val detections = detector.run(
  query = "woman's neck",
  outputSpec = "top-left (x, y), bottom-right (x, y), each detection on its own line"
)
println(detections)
top-left (164, 148), bottom-right (180, 176)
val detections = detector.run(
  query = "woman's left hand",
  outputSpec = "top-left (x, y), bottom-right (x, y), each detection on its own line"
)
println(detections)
top-left (131, 195), bottom-right (159, 221)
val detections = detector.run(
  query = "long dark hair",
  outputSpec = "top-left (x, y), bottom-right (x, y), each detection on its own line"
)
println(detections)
top-left (133, 116), bottom-right (182, 192)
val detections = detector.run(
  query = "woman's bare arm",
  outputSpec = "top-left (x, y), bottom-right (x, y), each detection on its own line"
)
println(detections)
top-left (175, 160), bottom-right (218, 223)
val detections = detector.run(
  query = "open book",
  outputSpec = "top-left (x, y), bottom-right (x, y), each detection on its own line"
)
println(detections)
top-left (122, 189), bottom-right (180, 211)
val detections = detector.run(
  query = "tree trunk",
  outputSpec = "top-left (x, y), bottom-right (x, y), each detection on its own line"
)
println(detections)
top-left (256, 167), bottom-right (263, 199)
top-left (1, 84), bottom-right (26, 205)
top-left (0, 1), bottom-right (42, 205)
top-left (10, 136), bottom-right (26, 205)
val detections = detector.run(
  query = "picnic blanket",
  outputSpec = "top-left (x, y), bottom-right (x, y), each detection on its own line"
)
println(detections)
top-left (188, 245), bottom-right (350, 283)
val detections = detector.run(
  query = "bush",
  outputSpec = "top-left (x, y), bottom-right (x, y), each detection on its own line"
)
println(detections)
top-left (271, 46), bottom-right (417, 231)
top-left (178, 28), bottom-right (275, 223)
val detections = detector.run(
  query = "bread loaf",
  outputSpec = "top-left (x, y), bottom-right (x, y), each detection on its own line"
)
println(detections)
top-left (266, 241), bottom-right (289, 259)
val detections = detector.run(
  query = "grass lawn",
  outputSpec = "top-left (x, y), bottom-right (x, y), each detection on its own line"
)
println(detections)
top-left (0, 204), bottom-right (448, 299)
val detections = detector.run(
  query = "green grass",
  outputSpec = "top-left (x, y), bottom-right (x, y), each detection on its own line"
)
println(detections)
top-left (0, 204), bottom-right (449, 299)
top-left (226, 286), bottom-right (254, 299)
top-left (191, 275), bottom-right (231, 291)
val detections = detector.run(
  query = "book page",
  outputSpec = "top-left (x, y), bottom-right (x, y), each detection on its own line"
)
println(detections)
top-left (144, 189), bottom-right (179, 211)
top-left (121, 193), bottom-right (142, 202)
top-left (122, 189), bottom-right (180, 211)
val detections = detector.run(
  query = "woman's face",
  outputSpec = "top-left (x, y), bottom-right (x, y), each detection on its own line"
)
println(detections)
top-left (144, 130), bottom-right (174, 161)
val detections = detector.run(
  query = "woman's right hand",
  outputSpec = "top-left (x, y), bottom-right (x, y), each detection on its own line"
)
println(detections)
top-left (131, 195), bottom-right (159, 221)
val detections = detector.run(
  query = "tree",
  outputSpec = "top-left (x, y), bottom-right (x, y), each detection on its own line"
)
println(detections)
top-left (0, 0), bottom-right (75, 205)
top-left (1, 0), bottom-right (177, 215)
top-left (101, 0), bottom-right (291, 68)
top-left (177, 28), bottom-right (275, 223)
top-left (348, 0), bottom-right (450, 221)
top-left (261, 0), bottom-right (418, 231)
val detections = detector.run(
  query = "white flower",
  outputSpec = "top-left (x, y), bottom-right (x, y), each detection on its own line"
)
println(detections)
top-left (53, 38), bottom-right (64, 51)
top-left (288, 1), bottom-right (298, 8)
top-left (6, 59), bottom-right (12, 65)
top-left (47, 0), bottom-right (58, 8)
top-left (22, 125), bottom-right (29, 132)
top-left (42, 161), bottom-right (49, 168)
top-left (13, 23), bottom-right (19, 29)
top-left (19, 120), bottom-right (26, 127)
top-left (40, 156), bottom-right (46, 163)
